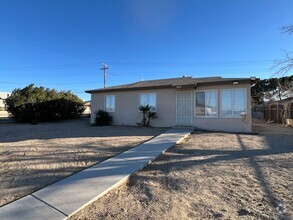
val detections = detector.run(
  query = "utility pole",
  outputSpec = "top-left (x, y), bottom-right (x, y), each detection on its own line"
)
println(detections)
top-left (100, 63), bottom-right (109, 88)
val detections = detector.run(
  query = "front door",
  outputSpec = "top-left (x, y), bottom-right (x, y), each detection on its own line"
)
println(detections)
top-left (176, 91), bottom-right (193, 126)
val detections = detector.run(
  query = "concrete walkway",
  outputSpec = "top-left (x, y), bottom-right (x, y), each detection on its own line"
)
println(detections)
top-left (0, 128), bottom-right (193, 220)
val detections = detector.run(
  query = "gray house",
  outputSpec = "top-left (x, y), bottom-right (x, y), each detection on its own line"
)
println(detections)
top-left (86, 76), bottom-right (256, 132)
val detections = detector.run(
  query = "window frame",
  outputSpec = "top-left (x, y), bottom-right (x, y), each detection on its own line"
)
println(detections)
top-left (194, 90), bottom-right (218, 118)
top-left (220, 88), bottom-right (247, 118)
top-left (104, 95), bottom-right (115, 112)
top-left (139, 93), bottom-right (157, 112)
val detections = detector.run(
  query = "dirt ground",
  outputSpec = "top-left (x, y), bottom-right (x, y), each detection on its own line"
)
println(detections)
top-left (71, 120), bottom-right (293, 220)
top-left (0, 118), bottom-right (167, 207)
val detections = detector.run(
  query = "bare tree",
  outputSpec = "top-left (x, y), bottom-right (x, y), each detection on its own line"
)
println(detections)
top-left (273, 51), bottom-right (293, 76)
top-left (273, 25), bottom-right (293, 76)
top-left (282, 25), bottom-right (293, 34)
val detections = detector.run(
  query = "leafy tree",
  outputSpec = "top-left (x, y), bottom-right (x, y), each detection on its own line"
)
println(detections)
top-left (251, 76), bottom-right (293, 104)
top-left (5, 84), bottom-right (85, 123)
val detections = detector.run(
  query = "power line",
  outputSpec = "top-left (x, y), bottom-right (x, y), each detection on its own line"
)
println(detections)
top-left (0, 67), bottom-right (276, 85)
top-left (106, 59), bottom-right (276, 65)
top-left (0, 81), bottom-right (101, 85)
top-left (98, 68), bottom-right (273, 76)
top-left (0, 62), bottom-right (98, 70)
top-left (0, 59), bottom-right (277, 71)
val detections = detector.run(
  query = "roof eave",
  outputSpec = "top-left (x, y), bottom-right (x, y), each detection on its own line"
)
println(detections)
top-left (85, 85), bottom-right (173, 93)
top-left (85, 78), bottom-right (255, 94)
top-left (196, 79), bottom-right (252, 86)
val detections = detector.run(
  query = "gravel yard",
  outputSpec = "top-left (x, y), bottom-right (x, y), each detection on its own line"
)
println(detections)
top-left (71, 120), bottom-right (293, 220)
top-left (0, 118), bottom-right (167, 207)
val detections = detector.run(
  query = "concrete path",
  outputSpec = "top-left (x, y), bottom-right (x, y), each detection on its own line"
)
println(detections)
top-left (0, 128), bottom-right (193, 220)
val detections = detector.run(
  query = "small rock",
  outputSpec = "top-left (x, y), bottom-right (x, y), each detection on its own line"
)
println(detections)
top-left (213, 212), bottom-right (223, 218)
top-left (237, 208), bottom-right (250, 216)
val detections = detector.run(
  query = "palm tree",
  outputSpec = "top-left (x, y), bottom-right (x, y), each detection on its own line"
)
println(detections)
top-left (138, 104), bottom-right (151, 126)
top-left (146, 111), bottom-right (157, 127)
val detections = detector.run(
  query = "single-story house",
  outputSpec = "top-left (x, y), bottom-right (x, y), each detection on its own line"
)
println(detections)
top-left (86, 76), bottom-right (256, 132)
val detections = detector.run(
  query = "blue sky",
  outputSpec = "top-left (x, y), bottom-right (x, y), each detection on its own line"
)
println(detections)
top-left (0, 0), bottom-right (292, 100)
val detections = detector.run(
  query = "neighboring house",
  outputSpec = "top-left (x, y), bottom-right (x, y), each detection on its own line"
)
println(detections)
top-left (83, 101), bottom-right (91, 115)
top-left (0, 92), bottom-right (10, 110)
top-left (86, 76), bottom-right (256, 132)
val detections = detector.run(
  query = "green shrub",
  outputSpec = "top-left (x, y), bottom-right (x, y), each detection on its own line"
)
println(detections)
top-left (5, 84), bottom-right (85, 123)
top-left (94, 110), bottom-right (113, 126)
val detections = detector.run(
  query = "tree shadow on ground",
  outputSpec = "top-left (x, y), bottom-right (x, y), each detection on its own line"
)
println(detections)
top-left (130, 130), bottom-right (292, 220)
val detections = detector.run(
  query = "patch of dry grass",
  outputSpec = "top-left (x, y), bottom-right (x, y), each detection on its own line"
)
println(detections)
top-left (0, 118), bottom-right (167, 206)
top-left (71, 121), bottom-right (292, 220)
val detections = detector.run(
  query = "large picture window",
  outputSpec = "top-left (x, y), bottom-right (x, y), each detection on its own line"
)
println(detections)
top-left (105, 95), bottom-right (115, 112)
top-left (195, 91), bottom-right (217, 117)
top-left (221, 89), bottom-right (246, 118)
top-left (139, 93), bottom-right (156, 111)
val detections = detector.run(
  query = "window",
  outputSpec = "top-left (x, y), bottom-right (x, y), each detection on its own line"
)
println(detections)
top-left (105, 95), bottom-right (115, 112)
top-left (221, 89), bottom-right (246, 118)
top-left (139, 93), bottom-right (156, 111)
top-left (195, 91), bottom-right (217, 117)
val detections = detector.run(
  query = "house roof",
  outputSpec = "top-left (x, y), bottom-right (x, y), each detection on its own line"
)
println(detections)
top-left (84, 101), bottom-right (91, 106)
top-left (85, 76), bottom-right (254, 93)
top-left (264, 97), bottom-right (293, 105)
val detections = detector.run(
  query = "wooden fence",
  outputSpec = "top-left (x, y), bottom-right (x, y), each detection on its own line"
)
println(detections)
top-left (252, 102), bottom-right (293, 124)
top-left (264, 103), bottom-right (293, 124)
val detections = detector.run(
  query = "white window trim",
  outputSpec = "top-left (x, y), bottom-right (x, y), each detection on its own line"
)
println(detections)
top-left (220, 88), bottom-right (246, 118)
top-left (104, 95), bottom-right (115, 112)
top-left (138, 93), bottom-right (157, 112)
top-left (194, 90), bottom-right (218, 118)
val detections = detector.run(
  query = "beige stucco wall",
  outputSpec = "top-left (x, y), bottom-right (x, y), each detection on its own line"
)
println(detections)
top-left (90, 82), bottom-right (252, 132)
top-left (0, 100), bottom-right (5, 109)
top-left (90, 88), bottom-right (177, 127)
top-left (193, 83), bottom-right (252, 132)
top-left (83, 106), bottom-right (91, 115)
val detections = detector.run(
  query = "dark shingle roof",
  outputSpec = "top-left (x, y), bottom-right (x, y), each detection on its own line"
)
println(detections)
top-left (86, 76), bottom-right (252, 93)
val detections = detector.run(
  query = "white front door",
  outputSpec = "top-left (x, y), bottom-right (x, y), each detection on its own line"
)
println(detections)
top-left (176, 91), bottom-right (193, 126)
